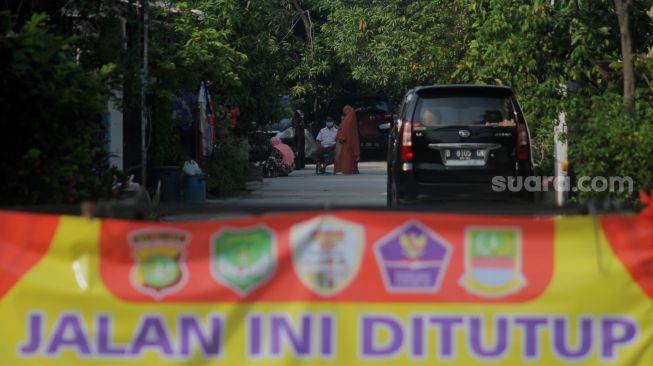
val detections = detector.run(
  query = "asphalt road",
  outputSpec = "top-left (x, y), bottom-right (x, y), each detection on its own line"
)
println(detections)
top-left (223, 161), bottom-right (387, 207)
top-left (163, 160), bottom-right (588, 222)
top-left (163, 161), bottom-right (387, 221)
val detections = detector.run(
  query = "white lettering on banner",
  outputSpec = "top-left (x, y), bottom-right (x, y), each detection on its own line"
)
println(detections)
top-left (16, 311), bottom-right (639, 362)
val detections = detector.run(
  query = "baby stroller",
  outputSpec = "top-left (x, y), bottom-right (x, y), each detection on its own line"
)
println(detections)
top-left (315, 145), bottom-right (335, 174)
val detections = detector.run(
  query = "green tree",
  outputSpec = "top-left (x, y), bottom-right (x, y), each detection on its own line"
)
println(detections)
top-left (0, 12), bottom-right (117, 204)
top-left (318, 0), bottom-right (468, 100)
top-left (456, 0), bottom-right (653, 200)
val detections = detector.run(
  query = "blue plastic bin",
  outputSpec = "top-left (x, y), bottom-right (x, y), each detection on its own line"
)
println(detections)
top-left (182, 174), bottom-right (206, 202)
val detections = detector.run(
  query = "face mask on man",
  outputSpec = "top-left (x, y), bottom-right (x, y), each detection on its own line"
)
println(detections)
top-left (326, 121), bottom-right (335, 128)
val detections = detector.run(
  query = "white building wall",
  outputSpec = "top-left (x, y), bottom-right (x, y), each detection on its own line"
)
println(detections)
top-left (108, 97), bottom-right (123, 170)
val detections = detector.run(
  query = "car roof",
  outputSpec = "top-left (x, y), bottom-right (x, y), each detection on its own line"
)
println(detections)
top-left (409, 84), bottom-right (513, 96)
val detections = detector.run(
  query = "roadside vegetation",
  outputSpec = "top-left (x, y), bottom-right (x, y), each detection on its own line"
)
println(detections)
top-left (1, 0), bottom-right (652, 204)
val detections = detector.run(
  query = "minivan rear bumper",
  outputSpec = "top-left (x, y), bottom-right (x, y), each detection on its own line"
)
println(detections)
top-left (397, 171), bottom-right (528, 201)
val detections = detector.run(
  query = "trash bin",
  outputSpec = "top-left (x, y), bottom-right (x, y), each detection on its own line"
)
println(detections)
top-left (182, 174), bottom-right (206, 203)
top-left (151, 166), bottom-right (180, 203)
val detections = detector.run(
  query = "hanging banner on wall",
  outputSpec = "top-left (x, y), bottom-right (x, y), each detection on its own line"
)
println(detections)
top-left (0, 210), bottom-right (652, 365)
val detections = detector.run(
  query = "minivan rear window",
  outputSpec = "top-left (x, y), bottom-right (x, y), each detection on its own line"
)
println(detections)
top-left (415, 96), bottom-right (514, 126)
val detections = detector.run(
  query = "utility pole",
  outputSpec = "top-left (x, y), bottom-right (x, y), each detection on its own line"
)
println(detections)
top-left (140, 0), bottom-right (149, 186)
top-left (554, 84), bottom-right (568, 207)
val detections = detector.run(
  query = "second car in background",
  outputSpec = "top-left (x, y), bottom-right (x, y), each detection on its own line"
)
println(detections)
top-left (313, 96), bottom-right (394, 157)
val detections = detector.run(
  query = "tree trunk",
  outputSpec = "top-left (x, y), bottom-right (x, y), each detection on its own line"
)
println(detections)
top-left (614, 0), bottom-right (635, 111)
top-left (291, 0), bottom-right (313, 51)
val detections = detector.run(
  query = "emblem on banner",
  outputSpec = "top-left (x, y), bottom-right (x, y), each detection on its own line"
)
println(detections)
top-left (374, 221), bottom-right (452, 293)
top-left (129, 228), bottom-right (190, 299)
top-left (290, 215), bottom-right (364, 297)
top-left (460, 227), bottom-right (526, 297)
top-left (210, 226), bottom-right (276, 296)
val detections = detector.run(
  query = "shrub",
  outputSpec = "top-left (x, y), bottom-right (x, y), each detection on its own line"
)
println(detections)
top-left (0, 12), bottom-right (117, 205)
top-left (569, 91), bottom-right (653, 202)
top-left (204, 135), bottom-right (248, 198)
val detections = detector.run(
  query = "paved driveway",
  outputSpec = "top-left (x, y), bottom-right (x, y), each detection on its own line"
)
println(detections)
top-left (164, 162), bottom-right (387, 221)
top-left (224, 161), bottom-right (387, 207)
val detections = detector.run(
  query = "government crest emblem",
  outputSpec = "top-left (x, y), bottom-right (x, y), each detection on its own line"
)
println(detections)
top-left (374, 221), bottom-right (452, 293)
top-left (290, 215), bottom-right (364, 297)
top-left (210, 226), bottom-right (276, 296)
top-left (459, 227), bottom-right (526, 297)
top-left (129, 228), bottom-right (190, 299)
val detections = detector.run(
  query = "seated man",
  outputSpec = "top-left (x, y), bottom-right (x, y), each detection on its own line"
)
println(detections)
top-left (315, 116), bottom-right (338, 173)
top-left (316, 117), bottom-right (338, 151)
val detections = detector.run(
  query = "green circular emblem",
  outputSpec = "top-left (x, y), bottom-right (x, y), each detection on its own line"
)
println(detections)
top-left (140, 255), bottom-right (180, 288)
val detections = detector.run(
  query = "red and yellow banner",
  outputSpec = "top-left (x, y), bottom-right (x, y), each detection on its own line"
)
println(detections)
top-left (0, 210), bottom-right (652, 365)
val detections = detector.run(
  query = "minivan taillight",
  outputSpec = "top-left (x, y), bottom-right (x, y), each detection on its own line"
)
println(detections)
top-left (516, 123), bottom-right (529, 160)
top-left (400, 120), bottom-right (413, 161)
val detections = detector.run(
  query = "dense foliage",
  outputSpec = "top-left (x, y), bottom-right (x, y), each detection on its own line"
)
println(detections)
top-left (1, 0), bottom-right (297, 203)
top-left (204, 135), bottom-right (248, 198)
top-left (453, 0), bottom-right (653, 200)
top-left (320, 0), bottom-right (468, 98)
top-left (568, 92), bottom-right (653, 201)
top-left (0, 13), bottom-right (117, 204)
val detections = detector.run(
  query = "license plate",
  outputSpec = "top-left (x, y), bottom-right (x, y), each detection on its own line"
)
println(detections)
top-left (444, 149), bottom-right (486, 166)
top-left (445, 149), bottom-right (485, 160)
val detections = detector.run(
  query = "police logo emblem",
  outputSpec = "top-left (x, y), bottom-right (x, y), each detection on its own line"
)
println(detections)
top-left (129, 228), bottom-right (190, 299)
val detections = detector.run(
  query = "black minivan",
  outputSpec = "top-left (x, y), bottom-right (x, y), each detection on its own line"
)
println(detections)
top-left (386, 85), bottom-right (534, 206)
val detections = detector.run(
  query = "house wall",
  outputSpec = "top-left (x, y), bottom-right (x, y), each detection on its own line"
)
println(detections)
top-left (108, 97), bottom-right (124, 170)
